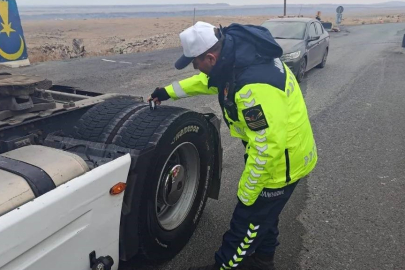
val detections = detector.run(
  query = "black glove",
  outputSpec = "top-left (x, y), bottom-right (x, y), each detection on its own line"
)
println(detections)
top-left (151, 87), bottom-right (170, 102)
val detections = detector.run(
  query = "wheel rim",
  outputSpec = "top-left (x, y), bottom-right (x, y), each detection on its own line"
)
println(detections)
top-left (299, 59), bottom-right (306, 81)
top-left (155, 142), bottom-right (200, 231)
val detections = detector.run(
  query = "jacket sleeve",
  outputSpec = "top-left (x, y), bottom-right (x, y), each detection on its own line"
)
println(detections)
top-left (235, 85), bottom-right (288, 206)
top-left (164, 72), bottom-right (219, 100)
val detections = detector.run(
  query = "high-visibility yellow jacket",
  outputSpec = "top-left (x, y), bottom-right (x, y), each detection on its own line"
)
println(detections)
top-left (165, 59), bottom-right (317, 206)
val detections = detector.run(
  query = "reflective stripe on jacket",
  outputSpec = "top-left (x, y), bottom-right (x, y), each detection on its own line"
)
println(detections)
top-left (165, 72), bottom-right (218, 99)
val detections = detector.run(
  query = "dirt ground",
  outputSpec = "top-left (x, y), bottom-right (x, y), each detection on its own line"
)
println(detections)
top-left (21, 13), bottom-right (405, 63)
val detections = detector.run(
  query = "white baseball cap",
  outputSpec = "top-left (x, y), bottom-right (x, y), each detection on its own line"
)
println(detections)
top-left (175, 21), bottom-right (219, 70)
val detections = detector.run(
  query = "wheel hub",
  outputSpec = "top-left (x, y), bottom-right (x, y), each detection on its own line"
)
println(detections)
top-left (155, 142), bottom-right (200, 231)
top-left (162, 165), bottom-right (185, 206)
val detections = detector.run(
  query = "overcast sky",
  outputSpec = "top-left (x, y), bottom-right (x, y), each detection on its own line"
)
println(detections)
top-left (17, 0), bottom-right (405, 6)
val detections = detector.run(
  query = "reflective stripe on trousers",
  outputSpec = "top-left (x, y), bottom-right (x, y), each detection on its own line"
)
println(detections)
top-left (215, 181), bottom-right (300, 268)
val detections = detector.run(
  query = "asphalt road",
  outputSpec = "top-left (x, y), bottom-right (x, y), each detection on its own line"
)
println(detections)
top-left (7, 23), bottom-right (405, 270)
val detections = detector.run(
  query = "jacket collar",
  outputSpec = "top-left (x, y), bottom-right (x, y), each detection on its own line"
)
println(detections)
top-left (208, 34), bottom-right (235, 89)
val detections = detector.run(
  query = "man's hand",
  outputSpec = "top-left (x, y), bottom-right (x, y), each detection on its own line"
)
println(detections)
top-left (148, 87), bottom-right (170, 105)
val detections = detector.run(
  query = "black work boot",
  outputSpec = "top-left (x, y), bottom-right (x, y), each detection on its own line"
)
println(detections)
top-left (188, 263), bottom-right (221, 270)
top-left (237, 252), bottom-right (276, 270)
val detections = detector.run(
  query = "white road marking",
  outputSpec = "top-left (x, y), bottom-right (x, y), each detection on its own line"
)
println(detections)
top-left (119, 61), bottom-right (132, 64)
top-left (102, 59), bottom-right (116, 63)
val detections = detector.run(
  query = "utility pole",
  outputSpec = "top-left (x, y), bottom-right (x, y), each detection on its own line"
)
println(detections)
top-left (284, 0), bottom-right (287, 16)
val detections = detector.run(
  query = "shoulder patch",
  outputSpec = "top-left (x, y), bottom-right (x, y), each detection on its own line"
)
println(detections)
top-left (242, 104), bottom-right (269, 131)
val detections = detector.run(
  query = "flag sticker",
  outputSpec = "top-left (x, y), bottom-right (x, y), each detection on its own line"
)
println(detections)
top-left (0, 0), bottom-right (28, 62)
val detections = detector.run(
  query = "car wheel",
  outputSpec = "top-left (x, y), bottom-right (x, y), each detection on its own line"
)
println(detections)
top-left (297, 57), bottom-right (307, 83)
top-left (113, 106), bottom-right (215, 261)
top-left (317, 49), bottom-right (328, 68)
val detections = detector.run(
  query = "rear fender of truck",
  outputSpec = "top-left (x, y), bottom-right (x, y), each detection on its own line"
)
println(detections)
top-left (0, 154), bottom-right (132, 270)
top-left (204, 113), bottom-right (223, 200)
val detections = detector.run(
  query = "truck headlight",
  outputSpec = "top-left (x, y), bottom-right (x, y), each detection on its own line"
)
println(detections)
top-left (281, 51), bottom-right (301, 61)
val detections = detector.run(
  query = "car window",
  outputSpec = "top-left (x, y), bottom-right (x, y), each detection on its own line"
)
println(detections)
top-left (309, 23), bottom-right (317, 37)
top-left (315, 22), bottom-right (324, 35)
top-left (261, 21), bottom-right (307, 40)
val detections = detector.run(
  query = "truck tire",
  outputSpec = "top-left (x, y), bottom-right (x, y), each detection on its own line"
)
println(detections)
top-left (74, 97), bottom-right (147, 143)
top-left (114, 106), bottom-right (215, 260)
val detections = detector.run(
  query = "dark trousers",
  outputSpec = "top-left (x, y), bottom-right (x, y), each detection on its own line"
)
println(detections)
top-left (215, 181), bottom-right (299, 268)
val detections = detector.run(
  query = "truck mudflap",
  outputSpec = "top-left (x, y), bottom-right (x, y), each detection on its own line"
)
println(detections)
top-left (0, 154), bottom-right (131, 270)
top-left (204, 113), bottom-right (223, 200)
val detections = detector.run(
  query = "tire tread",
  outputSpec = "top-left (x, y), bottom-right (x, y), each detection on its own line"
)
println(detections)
top-left (113, 106), bottom-right (185, 150)
top-left (74, 97), bottom-right (144, 143)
